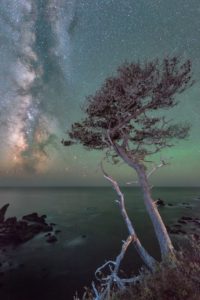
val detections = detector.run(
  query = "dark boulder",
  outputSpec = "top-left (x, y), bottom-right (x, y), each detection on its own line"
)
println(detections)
top-left (44, 233), bottom-right (51, 237)
top-left (41, 215), bottom-right (47, 219)
top-left (178, 220), bottom-right (187, 224)
top-left (167, 228), bottom-right (179, 234)
top-left (0, 204), bottom-right (9, 223)
top-left (181, 216), bottom-right (193, 221)
top-left (22, 213), bottom-right (46, 224)
top-left (173, 224), bottom-right (182, 228)
top-left (46, 235), bottom-right (57, 244)
top-left (28, 223), bottom-right (44, 234)
top-left (178, 229), bottom-right (186, 234)
top-left (168, 228), bottom-right (186, 235)
top-left (17, 221), bottom-right (28, 229)
top-left (43, 225), bottom-right (53, 232)
top-left (192, 220), bottom-right (200, 226)
top-left (156, 198), bottom-right (165, 206)
top-left (5, 217), bottom-right (17, 226)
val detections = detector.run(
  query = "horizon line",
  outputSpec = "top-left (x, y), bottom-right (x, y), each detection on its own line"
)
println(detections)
top-left (0, 185), bottom-right (200, 188)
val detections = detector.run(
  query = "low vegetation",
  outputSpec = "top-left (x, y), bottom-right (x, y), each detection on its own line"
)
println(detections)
top-left (78, 236), bottom-right (200, 300)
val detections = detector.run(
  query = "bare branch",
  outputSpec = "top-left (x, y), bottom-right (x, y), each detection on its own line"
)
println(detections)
top-left (126, 179), bottom-right (138, 185)
top-left (147, 159), bottom-right (170, 179)
top-left (92, 235), bottom-right (140, 300)
top-left (100, 161), bottom-right (156, 271)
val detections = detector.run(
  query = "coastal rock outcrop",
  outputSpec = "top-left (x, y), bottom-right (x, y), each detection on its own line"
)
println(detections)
top-left (167, 215), bottom-right (200, 237)
top-left (155, 198), bottom-right (165, 207)
top-left (0, 204), bottom-right (10, 223)
top-left (0, 204), bottom-right (56, 248)
top-left (46, 235), bottom-right (57, 244)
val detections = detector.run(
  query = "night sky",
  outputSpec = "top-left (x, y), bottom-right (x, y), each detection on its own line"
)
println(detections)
top-left (0, 0), bottom-right (200, 187)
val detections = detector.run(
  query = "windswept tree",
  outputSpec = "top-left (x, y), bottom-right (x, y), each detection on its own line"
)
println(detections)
top-left (62, 57), bottom-right (193, 261)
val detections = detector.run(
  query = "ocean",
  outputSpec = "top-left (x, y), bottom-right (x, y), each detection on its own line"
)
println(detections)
top-left (0, 187), bottom-right (200, 299)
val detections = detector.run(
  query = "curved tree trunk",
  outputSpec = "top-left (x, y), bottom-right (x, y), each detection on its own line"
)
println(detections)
top-left (112, 143), bottom-right (175, 260)
top-left (134, 163), bottom-right (175, 260)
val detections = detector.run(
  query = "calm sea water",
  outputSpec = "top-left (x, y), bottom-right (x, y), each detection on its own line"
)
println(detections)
top-left (0, 187), bottom-right (200, 300)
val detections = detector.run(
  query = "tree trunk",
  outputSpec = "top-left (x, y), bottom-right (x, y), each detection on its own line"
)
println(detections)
top-left (112, 182), bottom-right (157, 270)
top-left (134, 163), bottom-right (175, 260)
top-left (114, 185), bottom-right (157, 270)
top-left (102, 167), bottom-right (157, 270)
top-left (112, 142), bottom-right (175, 261)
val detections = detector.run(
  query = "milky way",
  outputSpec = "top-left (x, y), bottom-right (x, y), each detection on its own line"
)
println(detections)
top-left (0, 0), bottom-right (76, 176)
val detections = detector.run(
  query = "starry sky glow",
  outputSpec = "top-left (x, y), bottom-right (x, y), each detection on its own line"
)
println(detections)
top-left (0, 0), bottom-right (200, 186)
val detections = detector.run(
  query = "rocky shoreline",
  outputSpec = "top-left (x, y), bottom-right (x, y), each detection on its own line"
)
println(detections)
top-left (156, 198), bottom-right (200, 240)
top-left (0, 204), bottom-right (59, 248)
top-left (166, 215), bottom-right (200, 239)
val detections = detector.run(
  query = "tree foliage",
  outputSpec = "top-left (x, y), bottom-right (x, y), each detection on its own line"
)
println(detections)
top-left (63, 57), bottom-right (193, 163)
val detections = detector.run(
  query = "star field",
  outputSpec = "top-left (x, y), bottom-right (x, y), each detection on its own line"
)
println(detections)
top-left (0, 0), bottom-right (200, 186)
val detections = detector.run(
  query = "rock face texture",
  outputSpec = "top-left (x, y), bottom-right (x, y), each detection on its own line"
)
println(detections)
top-left (0, 204), bottom-right (56, 247)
